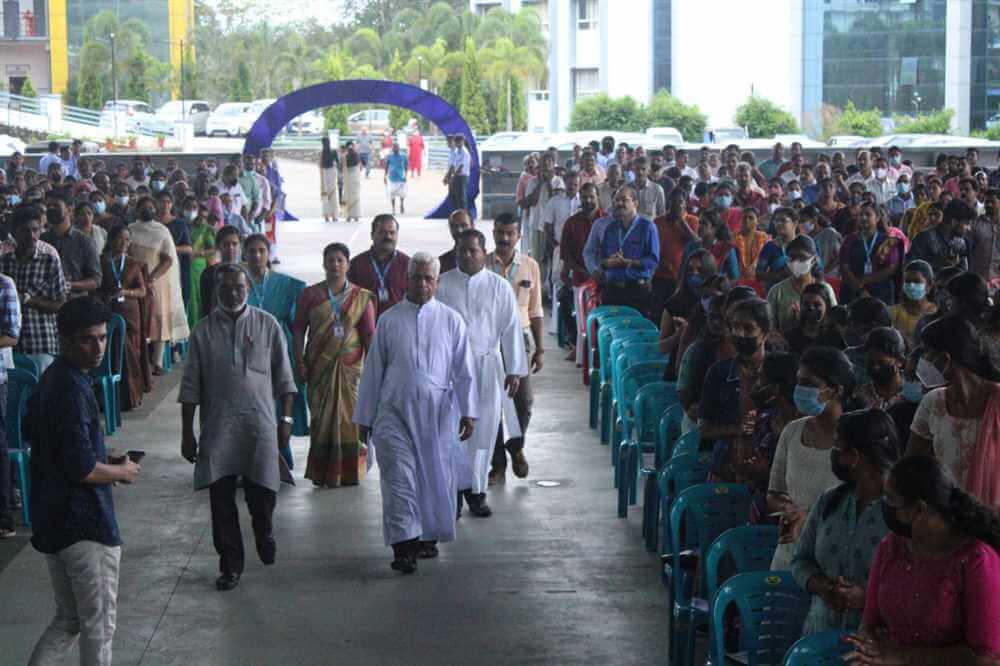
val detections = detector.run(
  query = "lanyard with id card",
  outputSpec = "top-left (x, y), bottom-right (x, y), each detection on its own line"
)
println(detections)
top-left (862, 232), bottom-right (879, 276)
top-left (327, 286), bottom-right (348, 339)
top-left (111, 255), bottom-right (126, 302)
top-left (370, 254), bottom-right (393, 304)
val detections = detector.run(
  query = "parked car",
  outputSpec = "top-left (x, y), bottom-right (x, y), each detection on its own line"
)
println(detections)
top-left (206, 103), bottom-right (250, 137)
top-left (348, 109), bottom-right (391, 135)
top-left (645, 126), bottom-right (684, 145)
top-left (827, 135), bottom-right (868, 147)
top-left (155, 100), bottom-right (211, 135)
top-left (99, 99), bottom-right (155, 134)
top-left (286, 110), bottom-right (325, 135)
top-left (239, 99), bottom-right (277, 135)
top-left (704, 126), bottom-right (749, 144)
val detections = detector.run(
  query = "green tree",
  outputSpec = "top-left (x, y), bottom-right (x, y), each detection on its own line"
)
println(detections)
top-left (892, 109), bottom-right (954, 134)
top-left (20, 75), bottom-right (37, 98)
top-left (479, 37), bottom-right (544, 132)
top-left (733, 95), bottom-right (799, 137)
top-left (568, 94), bottom-right (646, 132)
top-left (318, 50), bottom-right (353, 133)
top-left (346, 27), bottom-right (384, 68)
top-left (458, 38), bottom-right (490, 134)
top-left (644, 90), bottom-right (708, 141)
top-left (831, 101), bottom-right (882, 137)
top-left (228, 60), bottom-right (253, 102)
top-left (77, 67), bottom-right (104, 110)
top-left (495, 73), bottom-right (526, 131)
top-left (386, 50), bottom-right (410, 130)
top-left (440, 73), bottom-right (463, 110)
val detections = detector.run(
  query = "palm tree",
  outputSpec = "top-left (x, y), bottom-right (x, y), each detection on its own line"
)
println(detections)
top-left (479, 37), bottom-right (544, 131)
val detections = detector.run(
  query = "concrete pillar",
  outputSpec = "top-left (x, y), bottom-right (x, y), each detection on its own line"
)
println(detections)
top-left (549, 0), bottom-right (572, 132)
top-left (39, 93), bottom-right (62, 133)
top-left (945, 0), bottom-right (972, 135)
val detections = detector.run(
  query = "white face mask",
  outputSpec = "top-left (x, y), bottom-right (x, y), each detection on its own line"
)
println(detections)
top-left (186, 210), bottom-right (198, 221)
top-left (789, 190), bottom-right (802, 200)
top-left (788, 258), bottom-right (813, 277)
top-left (875, 168), bottom-right (887, 179)
top-left (769, 203), bottom-right (780, 214)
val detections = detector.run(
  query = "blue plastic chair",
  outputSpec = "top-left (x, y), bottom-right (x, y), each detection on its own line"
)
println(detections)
top-left (784, 631), bottom-right (853, 665)
top-left (585, 305), bottom-right (643, 367)
top-left (702, 526), bottom-right (781, 665)
top-left (668, 484), bottom-right (752, 666)
top-left (656, 452), bottom-right (709, 559)
top-left (710, 572), bottom-right (811, 666)
top-left (609, 344), bottom-right (665, 448)
top-left (12, 353), bottom-right (38, 379)
top-left (641, 404), bottom-right (685, 551)
top-left (6, 367), bottom-right (38, 526)
top-left (91, 314), bottom-right (126, 436)
top-left (591, 316), bottom-right (653, 432)
top-left (610, 360), bottom-right (667, 478)
top-left (671, 430), bottom-right (701, 460)
top-left (598, 319), bottom-right (657, 443)
top-left (618, 381), bottom-right (677, 518)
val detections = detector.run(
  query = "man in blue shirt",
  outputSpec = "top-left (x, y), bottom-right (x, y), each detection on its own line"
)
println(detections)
top-left (583, 185), bottom-right (659, 317)
top-left (27, 296), bottom-right (141, 665)
top-left (384, 142), bottom-right (409, 215)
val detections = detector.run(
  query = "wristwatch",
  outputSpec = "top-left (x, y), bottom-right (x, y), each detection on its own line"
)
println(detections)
top-left (280, 416), bottom-right (294, 425)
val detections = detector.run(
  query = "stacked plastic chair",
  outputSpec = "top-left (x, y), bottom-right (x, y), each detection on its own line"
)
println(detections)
top-left (617, 380), bottom-right (677, 518)
top-left (91, 314), bottom-right (126, 436)
top-left (784, 631), bottom-right (852, 665)
top-left (6, 367), bottom-right (37, 526)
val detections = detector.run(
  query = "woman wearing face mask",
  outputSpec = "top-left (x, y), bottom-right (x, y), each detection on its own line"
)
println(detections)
top-left (662, 268), bottom-right (728, 380)
top-left (889, 260), bottom-right (936, 348)
top-left (159, 191), bottom-right (193, 319)
top-left (699, 298), bottom-right (774, 482)
top-left (844, 456), bottom-right (1000, 664)
top-left (768, 346), bottom-right (855, 570)
top-left (855, 327), bottom-right (908, 411)
top-left (784, 283), bottom-right (843, 354)
top-left (840, 201), bottom-right (903, 306)
top-left (767, 235), bottom-right (837, 332)
top-left (908, 315), bottom-right (1000, 506)
top-left (126, 195), bottom-right (189, 375)
top-left (71, 200), bottom-right (107, 255)
top-left (98, 224), bottom-right (153, 410)
top-left (186, 200), bottom-right (216, 328)
top-left (886, 347), bottom-right (928, 454)
top-left (660, 249), bottom-right (719, 346)
top-left (739, 352), bottom-right (801, 523)
top-left (734, 207), bottom-right (768, 278)
top-left (756, 207), bottom-right (801, 292)
top-left (676, 294), bottom-right (732, 429)
top-left (791, 409), bottom-right (899, 635)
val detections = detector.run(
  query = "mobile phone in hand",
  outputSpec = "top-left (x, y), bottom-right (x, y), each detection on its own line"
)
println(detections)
top-left (126, 450), bottom-right (146, 463)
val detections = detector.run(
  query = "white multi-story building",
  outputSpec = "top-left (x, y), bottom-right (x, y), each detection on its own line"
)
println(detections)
top-left (470, 0), bottom-right (670, 133)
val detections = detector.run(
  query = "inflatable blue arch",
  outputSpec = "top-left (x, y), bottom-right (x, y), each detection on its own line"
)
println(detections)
top-left (242, 79), bottom-right (480, 219)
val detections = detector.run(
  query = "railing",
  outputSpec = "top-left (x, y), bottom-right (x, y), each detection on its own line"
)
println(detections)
top-left (0, 91), bottom-right (42, 115)
top-left (63, 105), bottom-right (101, 127)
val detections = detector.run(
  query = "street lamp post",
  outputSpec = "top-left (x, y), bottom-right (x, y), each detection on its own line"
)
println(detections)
top-left (109, 31), bottom-right (118, 138)
top-left (913, 92), bottom-right (922, 118)
top-left (180, 37), bottom-right (186, 118)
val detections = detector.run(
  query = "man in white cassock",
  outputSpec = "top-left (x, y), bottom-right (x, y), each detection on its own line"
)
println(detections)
top-left (436, 229), bottom-right (526, 518)
top-left (354, 252), bottom-right (478, 574)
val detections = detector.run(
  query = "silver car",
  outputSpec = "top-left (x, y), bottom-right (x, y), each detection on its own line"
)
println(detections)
top-left (155, 100), bottom-right (211, 135)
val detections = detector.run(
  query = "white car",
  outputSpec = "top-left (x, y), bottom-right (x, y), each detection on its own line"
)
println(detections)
top-left (239, 99), bottom-right (277, 135)
top-left (99, 99), bottom-right (155, 134)
top-left (205, 103), bottom-right (250, 137)
top-left (286, 110), bottom-right (324, 135)
top-left (155, 100), bottom-right (211, 135)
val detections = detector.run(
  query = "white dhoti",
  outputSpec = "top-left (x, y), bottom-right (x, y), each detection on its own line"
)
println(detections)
top-left (574, 284), bottom-right (588, 366)
top-left (455, 350), bottom-right (505, 494)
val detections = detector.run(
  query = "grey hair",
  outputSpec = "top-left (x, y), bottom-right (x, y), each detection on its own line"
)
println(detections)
top-left (408, 251), bottom-right (440, 278)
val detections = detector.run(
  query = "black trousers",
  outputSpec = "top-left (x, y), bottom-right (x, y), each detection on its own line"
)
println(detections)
top-left (209, 475), bottom-right (276, 575)
top-left (0, 383), bottom-right (9, 529)
top-left (449, 175), bottom-right (469, 211)
top-left (600, 281), bottom-right (654, 320)
top-left (492, 334), bottom-right (535, 468)
top-left (650, 277), bottom-right (677, 321)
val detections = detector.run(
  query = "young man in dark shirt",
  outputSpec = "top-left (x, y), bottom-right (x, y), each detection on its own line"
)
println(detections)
top-left (27, 296), bottom-right (141, 665)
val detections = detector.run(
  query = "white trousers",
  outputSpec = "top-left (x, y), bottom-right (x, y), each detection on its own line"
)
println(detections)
top-left (29, 541), bottom-right (121, 666)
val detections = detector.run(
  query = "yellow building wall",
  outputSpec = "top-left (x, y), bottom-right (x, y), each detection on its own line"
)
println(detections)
top-left (48, 0), bottom-right (68, 94)
top-left (168, 0), bottom-right (194, 98)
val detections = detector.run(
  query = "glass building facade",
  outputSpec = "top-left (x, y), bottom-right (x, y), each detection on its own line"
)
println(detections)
top-left (802, 0), bottom-right (947, 130)
top-left (971, 0), bottom-right (1000, 129)
top-left (653, 0), bottom-right (671, 92)
top-left (65, 0), bottom-right (171, 72)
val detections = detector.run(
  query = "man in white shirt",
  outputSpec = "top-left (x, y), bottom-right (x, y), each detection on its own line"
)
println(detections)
top-left (521, 153), bottom-right (564, 270)
top-left (37, 142), bottom-right (63, 176)
top-left (216, 164), bottom-right (249, 221)
top-left (847, 150), bottom-right (895, 205)
top-left (542, 173), bottom-right (581, 335)
top-left (444, 134), bottom-right (472, 213)
top-left (631, 156), bottom-right (666, 219)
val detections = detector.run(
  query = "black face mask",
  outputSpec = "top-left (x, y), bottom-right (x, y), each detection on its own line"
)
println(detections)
top-left (138, 208), bottom-right (155, 222)
top-left (868, 363), bottom-right (898, 387)
top-left (881, 498), bottom-right (913, 538)
top-left (731, 335), bottom-right (760, 357)
top-left (830, 449), bottom-right (853, 483)
top-left (801, 308), bottom-right (823, 325)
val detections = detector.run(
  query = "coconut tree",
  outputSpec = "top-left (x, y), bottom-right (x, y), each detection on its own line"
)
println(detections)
top-left (479, 37), bottom-right (544, 131)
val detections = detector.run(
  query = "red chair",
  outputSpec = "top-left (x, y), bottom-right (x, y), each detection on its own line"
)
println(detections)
top-left (581, 281), bottom-right (600, 385)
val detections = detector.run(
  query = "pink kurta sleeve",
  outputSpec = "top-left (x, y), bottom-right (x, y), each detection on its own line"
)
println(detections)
top-left (861, 537), bottom-right (890, 630)
top-left (963, 544), bottom-right (1000, 657)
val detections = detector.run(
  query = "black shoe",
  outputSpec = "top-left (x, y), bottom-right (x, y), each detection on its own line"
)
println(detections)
top-left (215, 572), bottom-right (241, 591)
top-left (417, 541), bottom-right (439, 559)
top-left (390, 539), bottom-right (419, 574)
top-left (256, 535), bottom-right (276, 566)
top-left (463, 490), bottom-right (492, 518)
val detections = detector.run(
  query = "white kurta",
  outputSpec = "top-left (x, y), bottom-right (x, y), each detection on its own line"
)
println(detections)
top-left (436, 268), bottom-right (527, 494)
top-left (354, 298), bottom-right (478, 546)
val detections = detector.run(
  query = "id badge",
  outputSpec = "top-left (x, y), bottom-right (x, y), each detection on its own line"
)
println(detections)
top-left (333, 324), bottom-right (345, 339)
top-left (378, 287), bottom-right (389, 303)
top-left (117, 294), bottom-right (125, 303)
top-left (863, 260), bottom-right (873, 275)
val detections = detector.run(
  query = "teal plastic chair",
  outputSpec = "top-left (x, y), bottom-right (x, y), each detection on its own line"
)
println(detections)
top-left (585, 305), bottom-right (642, 369)
top-left (609, 343), bottom-right (664, 446)
top-left (656, 452), bottom-right (709, 559)
top-left (784, 631), bottom-right (852, 665)
top-left (668, 484), bottom-right (752, 666)
top-left (641, 404), bottom-right (685, 550)
top-left (710, 572), bottom-right (810, 666)
top-left (701, 526), bottom-right (781, 665)
top-left (610, 360), bottom-right (667, 477)
top-left (12, 353), bottom-right (38, 379)
top-left (6, 367), bottom-right (38, 526)
top-left (92, 314), bottom-right (126, 436)
top-left (591, 316), bottom-right (653, 432)
top-left (618, 381), bottom-right (677, 518)
top-left (671, 430), bottom-right (701, 460)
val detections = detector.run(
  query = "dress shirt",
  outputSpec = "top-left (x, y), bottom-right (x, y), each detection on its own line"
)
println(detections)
top-left (590, 215), bottom-right (659, 283)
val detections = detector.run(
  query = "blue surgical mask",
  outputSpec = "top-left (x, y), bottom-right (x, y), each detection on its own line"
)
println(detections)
top-left (716, 195), bottom-right (732, 208)
top-left (897, 182), bottom-right (910, 195)
top-left (687, 273), bottom-right (705, 292)
top-left (151, 180), bottom-right (165, 192)
top-left (93, 200), bottom-right (106, 215)
top-left (793, 384), bottom-right (827, 416)
top-left (902, 380), bottom-right (924, 404)
top-left (7, 194), bottom-right (20, 206)
top-left (700, 296), bottom-right (713, 313)
top-left (902, 282), bottom-right (926, 301)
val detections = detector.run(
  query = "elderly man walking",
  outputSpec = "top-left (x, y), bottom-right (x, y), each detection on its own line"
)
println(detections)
top-left (179, 264), bottom-right (297, 592)
top-left (437, 230), bottom-right (525, 518)
top-left (354, 252), bottom-right (477, 574)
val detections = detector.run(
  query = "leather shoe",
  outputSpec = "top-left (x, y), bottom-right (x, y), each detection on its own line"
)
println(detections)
top-left (215, 572), bottom-right (241, 591)
top-left (417, 541), bottom-right (439, 559)
top-left (488, 467), bottom-right (506, 486)
top-left (463, 490), bottom-right (492, 518)
top-left (256, 535), bottom-right (276, 565)
top-left (511, 451), bottom-right (529, 478)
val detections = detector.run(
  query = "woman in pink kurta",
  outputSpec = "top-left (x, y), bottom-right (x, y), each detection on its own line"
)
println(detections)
top-left (845, 456), bottom-right (1000, 664)
top-left (407, 131), bottom-right (424, 178)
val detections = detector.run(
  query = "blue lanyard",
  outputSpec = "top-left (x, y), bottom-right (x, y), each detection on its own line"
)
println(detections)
top-left (327, 284), bottom-right (348, 320)
top-left (110, 255), bottom-right (125, 287)
top-left (369, 253), bottom-right (394, 291)
top-left (862, 232), bottom-right (879, 262)
top-left (617, 219), bottom-right (639, 252)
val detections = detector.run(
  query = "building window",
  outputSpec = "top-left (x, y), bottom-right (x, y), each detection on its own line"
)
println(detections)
top-left (573, 68), bottom-right (599, 100)
top-left (577, 0), bottom-right (597, 31)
